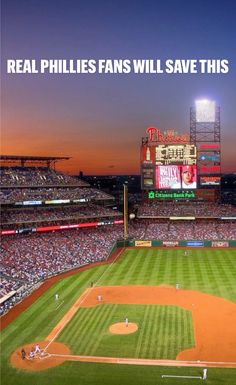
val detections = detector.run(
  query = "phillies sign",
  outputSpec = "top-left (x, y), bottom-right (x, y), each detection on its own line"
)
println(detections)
top-left (146, 127), bottom-right (189, 143)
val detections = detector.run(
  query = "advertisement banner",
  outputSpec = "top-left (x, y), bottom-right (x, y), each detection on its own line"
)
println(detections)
top-left (186, 241), bottom-right (204, 247)
top-left (212, 241), bottom-right (229, 247)
top-left (135, 240), bottom-right (152, 247)
top-left (23, 200), bottom-right (42, 205)
top-left (142, 144), bottom-right (154, 164)
top-left (221, 217), bottom-right (236, 220)
top-left (45, 199), bottom-right (70, 204)
top-left (170, 217), bottom-right (195, 220)
top-left (199, 143), bottom-right (220, 150)
top-left (1, 230), bottom-right (16, 235)
top-left (200, 166), bottom-right (221, 173)
top-left (148, 190), bottom-right (196, 199)
top-left (200, 176), bottom-right (221, 186)
top-left (199, 154), bottom-right (220, 162)
top-left (154, 144), bottom-right (197, 165)
top-left (162, 241), bottom-right (179, 247)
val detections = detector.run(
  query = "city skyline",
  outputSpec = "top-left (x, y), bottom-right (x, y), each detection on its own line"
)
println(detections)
top-left (1, 0), bottom-right (236, 175)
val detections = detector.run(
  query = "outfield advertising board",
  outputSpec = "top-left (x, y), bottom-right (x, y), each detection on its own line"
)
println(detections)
top-left (186, 241), bottom-right (204, 247)
top-left (212, 241), bottom-right (229, 247)
top-left (134, 240), bottom-right (152, 247)
top-left (162, 241), bottom-right (179, 247)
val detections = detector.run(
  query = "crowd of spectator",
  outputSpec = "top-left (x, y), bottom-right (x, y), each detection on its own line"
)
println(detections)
top-left (1, 205), bottom-right (122, 225)
top-left (0, 186), bottom-right (113, 204)
top-left (0, 277), bottom-right (21, 298)
top-left (217, 222), bottom-right (236, 240)
top-left (137, 202), bottom-right (236, 218)
top-left (1, 167), bottom-right (88, 187)
top-left (143, 220), bottom-right (236, 240)
top-left (0, 223), bottom-right (145, 315)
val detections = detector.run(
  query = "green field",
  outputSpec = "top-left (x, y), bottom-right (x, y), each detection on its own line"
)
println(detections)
top-left (1, 248), bottom-right (236, 385)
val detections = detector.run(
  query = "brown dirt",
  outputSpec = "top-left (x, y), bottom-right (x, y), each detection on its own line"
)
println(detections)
top-left (109, 322), bottom-right (138, 334)
top-left (10, 341), bottom-right (70, 371)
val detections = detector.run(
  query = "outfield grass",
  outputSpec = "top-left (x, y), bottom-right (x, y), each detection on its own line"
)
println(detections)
top-left (98, 249), bottom-right (236, 302)
top-left (1, 248), bottom-right (236, 385)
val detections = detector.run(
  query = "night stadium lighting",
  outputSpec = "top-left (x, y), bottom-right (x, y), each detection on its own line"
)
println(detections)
top-left (195, 99), bottom-right (216, 123)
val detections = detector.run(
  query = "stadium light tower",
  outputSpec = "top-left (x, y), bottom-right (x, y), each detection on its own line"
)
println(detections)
top-left (190, 99), bottom-right (221, 187)
top-left (190, 99), bottom-right (220, 143)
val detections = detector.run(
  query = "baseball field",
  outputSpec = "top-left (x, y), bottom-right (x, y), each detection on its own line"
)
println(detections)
top-left (1, 247), bottom-right (236, 385)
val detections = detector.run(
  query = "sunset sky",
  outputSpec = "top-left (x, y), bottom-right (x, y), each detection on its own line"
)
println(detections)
top-left (1, 0), bottom-right (236, 175)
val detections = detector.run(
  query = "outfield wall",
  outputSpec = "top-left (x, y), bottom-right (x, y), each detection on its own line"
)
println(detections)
top-left (116, 239), bottom-right (236, 248)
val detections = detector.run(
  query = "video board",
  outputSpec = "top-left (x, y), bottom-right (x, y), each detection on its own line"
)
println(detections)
top-left (156, 165), bottom-right (197, 189)
top-left (141, 143), bottom-right (197, 190)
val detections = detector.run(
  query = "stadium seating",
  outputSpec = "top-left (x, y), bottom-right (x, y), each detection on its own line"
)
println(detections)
top-left (137, 201), bottom-right (236, 217)
top-left (0, 167), bottom-right (88, 187)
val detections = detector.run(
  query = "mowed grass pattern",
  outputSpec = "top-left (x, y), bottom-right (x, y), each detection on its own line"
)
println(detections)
top-left (96, 249), bottom-right (236, 302)
top-left (1, 248), bottom-right (236, 385)
top-left (58, 304), bottom-right (194, 359)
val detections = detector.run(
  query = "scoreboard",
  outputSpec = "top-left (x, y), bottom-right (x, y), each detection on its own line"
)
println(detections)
top-left (141, 141), bottom-right (197, 190)
top-left (142, 144), bottom-right (197, 165)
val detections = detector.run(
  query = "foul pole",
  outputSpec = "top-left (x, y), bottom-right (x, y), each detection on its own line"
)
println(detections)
top-left (123, 184), bottom-right (128, 240)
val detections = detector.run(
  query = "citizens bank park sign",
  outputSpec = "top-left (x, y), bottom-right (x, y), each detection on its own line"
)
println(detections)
top-left (146, 127), bottom-right (189, 144)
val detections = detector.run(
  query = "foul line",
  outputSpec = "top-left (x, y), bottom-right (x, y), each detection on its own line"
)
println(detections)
top-left (44, 247), bottom-right (125, 353)
top-left (162, 375), bottom-right (202, 379)
top-left (37, 352), bottom-right (236, 368)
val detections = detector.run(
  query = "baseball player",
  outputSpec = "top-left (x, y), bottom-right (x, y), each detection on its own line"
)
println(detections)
top-left (202, 368), bottom-right (207, 380)
top-left (125, 317), bottom-right (129, 327)
top-left (21, 348), bottom-right (26, 360)
top-left (55, 293), bottom-right (59, 301)
top-left (29, 349), bottom-right (35, 360)
top-left (34, 344), bottom-right (41, 355)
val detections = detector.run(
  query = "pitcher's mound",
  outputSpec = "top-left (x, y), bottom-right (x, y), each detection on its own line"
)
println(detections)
top-left (109, 322), bottom-right (138, 334)
top-left (10, 341), bottom-right (70, 372)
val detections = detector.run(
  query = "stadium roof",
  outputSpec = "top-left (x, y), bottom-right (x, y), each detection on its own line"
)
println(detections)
top-left (0, 155), bottom-right (70, 161)
top-left (0, 155), bottom-right (71, 168)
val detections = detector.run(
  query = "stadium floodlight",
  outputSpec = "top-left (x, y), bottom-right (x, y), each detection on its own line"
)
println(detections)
top-left (195, 99), bottom-right (216, 123)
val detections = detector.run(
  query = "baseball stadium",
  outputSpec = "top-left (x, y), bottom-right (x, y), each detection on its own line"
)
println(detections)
top-left (1, 101), bottom-right (236, 385)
